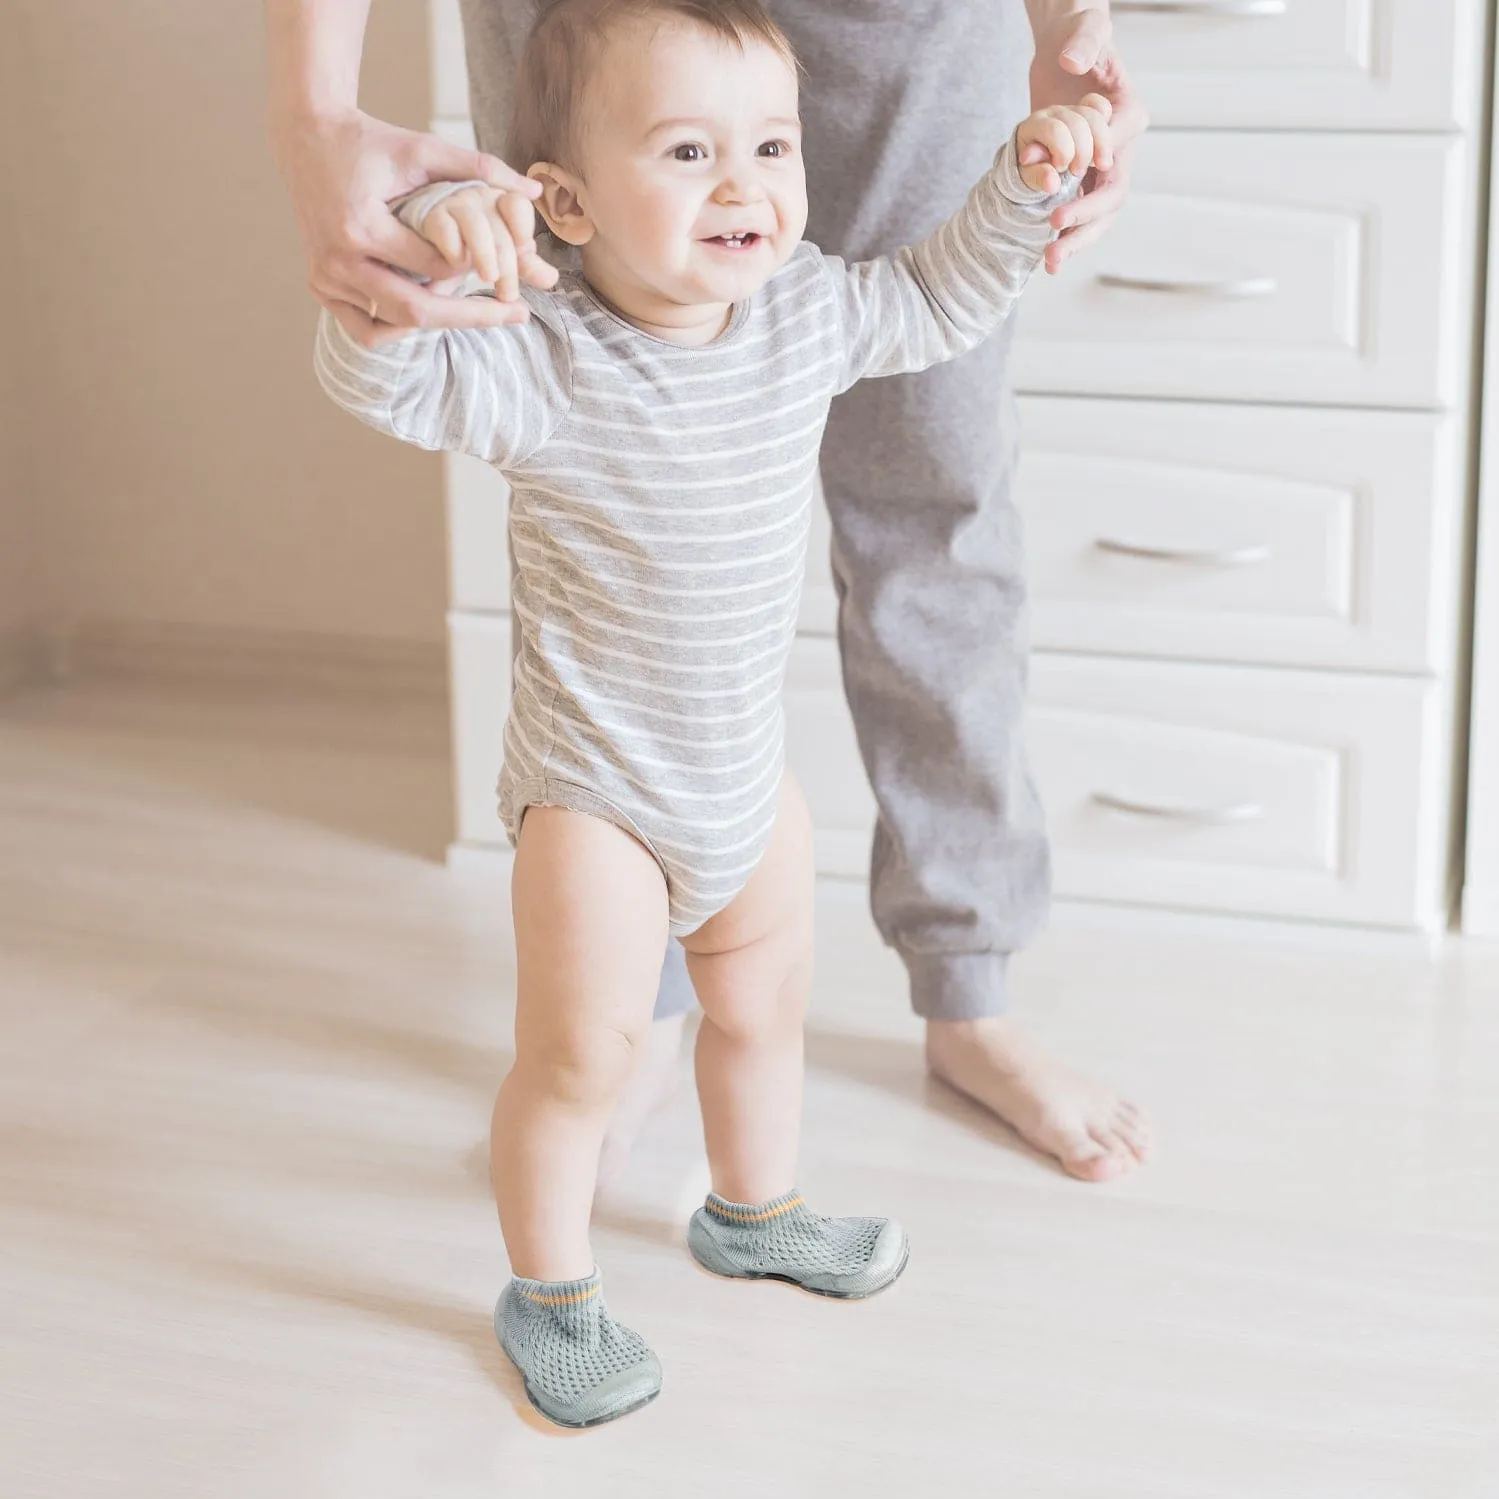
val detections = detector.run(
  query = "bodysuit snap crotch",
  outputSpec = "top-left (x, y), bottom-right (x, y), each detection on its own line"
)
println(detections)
top-left (501, 766), bottom-right (782, 936)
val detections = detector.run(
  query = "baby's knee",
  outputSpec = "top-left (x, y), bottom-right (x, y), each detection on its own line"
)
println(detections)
top-left (702, 948), bottom-right (812, 1045)
top-left (520, 1021), bottom-right (643, 1108)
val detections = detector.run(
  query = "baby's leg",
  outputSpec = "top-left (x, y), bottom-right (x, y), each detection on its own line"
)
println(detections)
top-left (680, 775), bottom-right (816, 1205)
top-left (494, 805), bottom-right (668, 1279)
top-left (491, 805), bottom-right (668, 1427)
top-left (680, 775), bottom-right (908, 1299)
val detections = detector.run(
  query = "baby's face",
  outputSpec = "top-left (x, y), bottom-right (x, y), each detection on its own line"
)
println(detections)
top-left (563, 20), bottom-right (807, 315)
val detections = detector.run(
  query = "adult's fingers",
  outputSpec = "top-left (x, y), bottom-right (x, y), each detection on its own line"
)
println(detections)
top-left (415, 136), bottom-right (541, 198)
top-left (1046, 213), bottom-right (1114, 272)
top-left (330, 260), bottom-right (531, 330)
top-left (326, 297), bottom-right (417, 350)
top-left (1059, 7), bottom-right (1112, 74)
top-left (1091, 56), bottom-right (1149, 147)
top-left (1111, 95), bottom-right (1150, 150)
top-left (1053, 169), bottom-right (1130, 232)
top-left (357, 213), bottom-right (454, 284)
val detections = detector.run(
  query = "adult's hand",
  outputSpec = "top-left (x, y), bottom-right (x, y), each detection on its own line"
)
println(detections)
top-left (1027, 6), bottom-right (1147, 274)
top-left (270, 106), bottom-right (551, 342)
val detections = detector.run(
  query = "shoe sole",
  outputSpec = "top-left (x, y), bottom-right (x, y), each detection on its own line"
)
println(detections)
top-left (500, 1334), bottom-right (661, 1430)
top-left (519, 1376), bottom-right (661, 1429)
top-left (690, 1239), bottom-right (910, 1300)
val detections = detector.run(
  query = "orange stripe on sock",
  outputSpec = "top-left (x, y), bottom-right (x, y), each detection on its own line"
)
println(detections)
top-left (522, 1283), bottom-right (601, 1306)
top-left (712, 1194), bottom-right (804, 1223)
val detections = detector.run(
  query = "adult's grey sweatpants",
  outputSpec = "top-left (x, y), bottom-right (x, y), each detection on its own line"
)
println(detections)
top-left (458, 0), bottom-right (1050, 1020)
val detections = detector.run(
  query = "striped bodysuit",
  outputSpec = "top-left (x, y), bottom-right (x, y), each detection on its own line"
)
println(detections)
top-left (316, 140), bottom-right (1065, 933)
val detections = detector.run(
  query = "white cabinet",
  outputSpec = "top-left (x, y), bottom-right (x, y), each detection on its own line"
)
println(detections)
top-left (1010, 132), bottom-right (1473, 408)
top-left (445, 454), bottom-right (510, 613)
top-left (1461, 56), bottom-right (1499, 938)
top-left (1001, 0), bottom-right (1484, 930)
top-left (774, 632), bottom-right (1450, 928)
top-left (1027, 654), bottom-right (1447, 927)
top-left (447, 610), bottom-right (511, 848)
top-left (1113, 0), bottom-right (1484, 132)
top-left (1466, 483), bottom-right (1499, 936)
top-left (1016, 399), bottom-right (1465, 673)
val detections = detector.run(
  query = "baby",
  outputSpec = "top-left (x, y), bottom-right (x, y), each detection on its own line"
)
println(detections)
top-left (316, 0), bottom-right (1108, 1430)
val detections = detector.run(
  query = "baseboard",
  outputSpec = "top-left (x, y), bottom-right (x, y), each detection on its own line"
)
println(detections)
top-left (1461, 885), bottom-right (1499, 939)
top-left (448, 840), bottom-right (514, 877)
top-left (45, 619), bottom-right (447, 701)
top-left (446, 839), bottom-right (1448, 953)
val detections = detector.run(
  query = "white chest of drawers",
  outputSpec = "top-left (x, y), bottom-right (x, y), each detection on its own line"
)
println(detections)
top-left (433, 0), bottom-right (1489, 931)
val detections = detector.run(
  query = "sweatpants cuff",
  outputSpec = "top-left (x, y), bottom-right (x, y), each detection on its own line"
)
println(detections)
top-left (903, 950), bottom-right (1011, 1021)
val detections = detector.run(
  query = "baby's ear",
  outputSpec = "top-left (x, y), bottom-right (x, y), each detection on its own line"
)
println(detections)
top-left (530, 163), bottom-right (594, 247)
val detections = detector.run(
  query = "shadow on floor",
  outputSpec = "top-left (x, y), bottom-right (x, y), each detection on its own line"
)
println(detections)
top-left (803, 1024), bottom-right (1058, 1173)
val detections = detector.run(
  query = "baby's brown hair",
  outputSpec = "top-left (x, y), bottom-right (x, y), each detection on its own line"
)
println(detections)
top-left (508, 0), bottom-right (798, 174)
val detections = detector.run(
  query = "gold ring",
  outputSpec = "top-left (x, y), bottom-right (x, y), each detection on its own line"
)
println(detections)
top-left (368, 297), bottom-right (379, 321)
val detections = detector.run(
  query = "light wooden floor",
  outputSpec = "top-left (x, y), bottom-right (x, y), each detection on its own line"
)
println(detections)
top-left (2, 679), bottom-right (1496, 1499)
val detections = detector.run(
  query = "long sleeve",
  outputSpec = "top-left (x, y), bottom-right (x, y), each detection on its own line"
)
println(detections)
top-left (312, 181), bottom-right (572, 467)
top-left (823, 138), bottom-right (1076, 393)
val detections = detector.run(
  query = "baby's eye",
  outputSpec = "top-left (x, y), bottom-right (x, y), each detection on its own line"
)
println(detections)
top-left (758, 140), bottom-right (790, 159)
top-left (672, 142), bottom-right (708, 162)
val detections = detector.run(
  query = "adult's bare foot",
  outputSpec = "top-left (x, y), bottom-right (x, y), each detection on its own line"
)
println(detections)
top-left (596, 1011), bottom-right (689, 1189)
top-left (925, 1016), bottom-right (1151, 1182)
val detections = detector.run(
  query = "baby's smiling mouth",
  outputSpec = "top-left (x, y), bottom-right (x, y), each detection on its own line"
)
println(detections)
top-left (703, 231), bottom-right (764, 250)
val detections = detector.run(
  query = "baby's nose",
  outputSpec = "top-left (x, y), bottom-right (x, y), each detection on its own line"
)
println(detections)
top-left (714, 169), bottom-right (765, 205)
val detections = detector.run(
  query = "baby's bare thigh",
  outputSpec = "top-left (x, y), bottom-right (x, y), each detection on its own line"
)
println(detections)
top-left (679, 775), bottom-right (815, 1010)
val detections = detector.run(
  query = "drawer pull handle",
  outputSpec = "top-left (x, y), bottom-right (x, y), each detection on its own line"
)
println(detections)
top-left (1092, 792), bottom-right (1264, 825)
top-left (1115, 0), bottom-right (1288, 16)
top-left (1094, 538), bottom-right (1271, 567)
top-left (1096, 273), bottom-right (1278, 299)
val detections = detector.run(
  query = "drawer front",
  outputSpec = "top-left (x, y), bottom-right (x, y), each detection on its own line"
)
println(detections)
top-left (1017, 398), bottom-right (1462, 673)
top-left (1029, 654), bottom-right (1447, 928)
top-left (1011, 132), bottom-right (1471, 409)
top-left (784, 638), bottom-right (1449, 928)
top-left (1114, 0), bottom-right (1482, 132)
top-left (448, 610), bottom-right (512, 848)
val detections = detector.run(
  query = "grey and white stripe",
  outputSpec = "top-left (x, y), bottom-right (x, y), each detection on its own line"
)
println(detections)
top-left (315, 139), bottom-right (1066, 932)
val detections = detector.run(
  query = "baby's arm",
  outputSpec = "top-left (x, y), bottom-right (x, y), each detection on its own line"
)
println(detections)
top-left (827, 96), bottom-right (1111, 391)
top-left (313, 184), bottom-right (568, 466)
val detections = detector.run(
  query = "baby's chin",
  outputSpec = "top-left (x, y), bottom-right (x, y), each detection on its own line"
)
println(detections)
top-left (684, 243), bottom-right (794, 302)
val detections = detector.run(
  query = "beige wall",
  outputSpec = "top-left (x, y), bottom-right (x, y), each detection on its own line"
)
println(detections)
top-left (14, 0), bottom-right (447, 646)
top-left (1, 18), bottom-right (39, 637)
top-left (0, 309), bottom-right (34, 637)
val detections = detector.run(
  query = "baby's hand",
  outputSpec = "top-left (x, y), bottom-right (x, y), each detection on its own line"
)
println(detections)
top-left (421, 185), bottom-right (560, 305)
top-left (1016, 94), bottom-right (1114, 196)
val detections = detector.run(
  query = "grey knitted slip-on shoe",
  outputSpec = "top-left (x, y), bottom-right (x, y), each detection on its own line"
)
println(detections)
top-left (495, 1271), bottom-right (661, 1428)
top-left (687, 1190), bottom-right (910, 1300)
